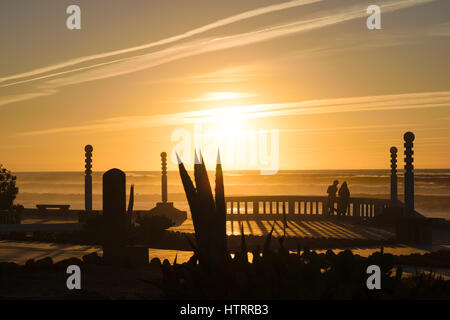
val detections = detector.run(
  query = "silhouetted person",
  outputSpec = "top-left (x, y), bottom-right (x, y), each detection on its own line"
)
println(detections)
top-left (326, 180), bottom-right (339, 215)
top-left (337, 182), bottom-right (350, 217)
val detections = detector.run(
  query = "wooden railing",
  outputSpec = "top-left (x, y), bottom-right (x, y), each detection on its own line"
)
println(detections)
top-left (0, 210), bottom-right (20, 224)
top-left (225, 196), bottom-right (391, 220)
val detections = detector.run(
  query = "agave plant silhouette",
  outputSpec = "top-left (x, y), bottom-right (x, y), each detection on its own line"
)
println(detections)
top-left (176, 150), bottom-right (228, 269)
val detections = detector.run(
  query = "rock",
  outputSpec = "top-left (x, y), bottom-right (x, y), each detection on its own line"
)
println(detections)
top-left (23, 259), bottom-right (36, 272)
top-left (150, 257), bottom-right (162, 266)
top-left (83, 252), bottom-right (102, 264)
top-left (162, 259), bottom-right (171, 267)
top-left (36, 257), bottom-right (53, 269)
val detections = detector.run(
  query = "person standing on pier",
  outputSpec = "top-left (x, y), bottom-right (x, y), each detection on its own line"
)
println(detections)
top-left (337, 182), bottom-right (350, 217)
top-left (326, 180), bottom-right (339, 216)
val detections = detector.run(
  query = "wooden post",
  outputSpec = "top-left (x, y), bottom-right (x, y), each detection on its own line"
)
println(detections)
top-left (404, 132), bottom-right (415, 216)
top-left (288, 201), bottom-right (294, 215)
top-left (84, 145), bottom-right (93, 212)
top-left (102, 169), bottom-right (127, 264)
top-left (253, 201), bottom-right (259, 214)
top-left (390, 146), bottom-right (398, 206)
top-left (353, 201), bottom-right (360, 217)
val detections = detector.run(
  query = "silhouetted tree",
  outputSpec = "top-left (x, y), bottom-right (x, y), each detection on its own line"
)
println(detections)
top-left (0, 165), bottom-right (18, 210)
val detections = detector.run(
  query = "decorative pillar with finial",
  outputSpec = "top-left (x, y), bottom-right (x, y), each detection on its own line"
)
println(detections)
top-left (148, 152), bottom-right (187, 223)
top-left (390, 146), bottom-right (398, 206)
top-left (403, 132), bottom-right (415, 216)
top-left (161, 152), bottom-right (168, 203)
top-left (84, 145), bottom-right (93, 212)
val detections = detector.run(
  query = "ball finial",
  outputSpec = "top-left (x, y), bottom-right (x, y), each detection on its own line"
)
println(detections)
top-left (390, 146), bottom-right (398, 154)
top-left (161, 152), bottom-right (167, 159)
top-left (404, 132), bottom-right (415, 142)
top-left (85, 145), bottom-right (93, 153)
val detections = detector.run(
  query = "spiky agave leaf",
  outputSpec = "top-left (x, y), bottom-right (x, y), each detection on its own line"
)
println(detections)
top-left (176, 153), bottom-right (197, 209)
top-left (282, 204), bottom-right (287, 238)
top-left (195, 150), bottom-right (217, 233)
top-left (263, 222), bottom-right (276, 254)
top-left (127, 184), bottom-right (135, 227)
top-left (192, 150), bottom-right (215, 263)
top-left (198, 150), bottom-right (215, 208)
top-left (177, 153), bottom-right (201, 236)
top-left (127, 184), bottom-right (134, 215)
top-left (215, 149), bottom-right (227, 257)
top-left (184, 234), bottom-right (199, 253)
top-left (240, 222), bottom-right (248, 263)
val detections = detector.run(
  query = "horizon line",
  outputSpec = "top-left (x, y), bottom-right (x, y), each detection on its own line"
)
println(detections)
top-left (11, 168), bottom-right (450, 173)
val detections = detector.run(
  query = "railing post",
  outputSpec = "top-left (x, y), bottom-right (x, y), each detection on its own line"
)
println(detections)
top-left (253, 201), bottom-right (259, 214)
top-left (288, 201), bottom-right (294, 215)
top-left (404, 132), bottom-right (415, 216)
top-left (390, 146), bottom-right (398, 206)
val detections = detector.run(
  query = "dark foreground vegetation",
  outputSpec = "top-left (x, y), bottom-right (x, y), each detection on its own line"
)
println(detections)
top-left (157, 245), bottom-right (450, 299)
top-left (0, 242), bottom-right (449, 299)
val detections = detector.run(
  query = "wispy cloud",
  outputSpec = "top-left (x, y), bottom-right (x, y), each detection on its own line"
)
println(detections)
top-left (141, 65), bottom-right (261, 85)
top-left (0, 89), bottom-right (57, 107)
top-left (41, 0), bottom-right (435, 87)
top-left (0, 0), bottom-right (322, 85)
top-left (187, 66), bottom-right (260, 84)
top-left (177, 91), bottom-right (258, 103)
top-left (0, 0), bottom-right (436, 112)
top-left (20, 90), bottom-right (450, 136)
top-left (1, 0), bottom-right (434, 90)
top-left (427, 22), bottom-right (450, 37)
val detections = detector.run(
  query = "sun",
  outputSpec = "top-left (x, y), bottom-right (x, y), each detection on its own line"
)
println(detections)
top-left (221, 112), bottom-right (242, 130)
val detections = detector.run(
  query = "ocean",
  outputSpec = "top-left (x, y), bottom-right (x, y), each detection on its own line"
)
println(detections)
top-left (14, 169), bottom-right (450, 219)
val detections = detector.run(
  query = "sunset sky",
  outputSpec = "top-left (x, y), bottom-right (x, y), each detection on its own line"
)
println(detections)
top-left (1, 0), bottom-right (449, 171)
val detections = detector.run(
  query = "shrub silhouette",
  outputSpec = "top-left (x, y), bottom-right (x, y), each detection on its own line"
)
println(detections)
top-left (0, 165), bottom-right (18, 210)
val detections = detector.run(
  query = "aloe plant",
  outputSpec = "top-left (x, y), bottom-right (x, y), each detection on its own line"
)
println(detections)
top-left (176, 150), bottom-right (228, 269)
